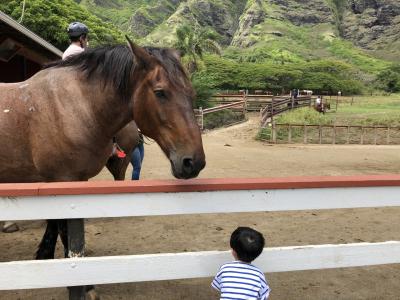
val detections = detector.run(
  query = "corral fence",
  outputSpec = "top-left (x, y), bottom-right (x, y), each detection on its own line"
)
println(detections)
top-left (194, 101), bottom-right (246, 130)
top-left (210, 93), bottom-right (274, 112)
top-left (263, 123), bottom-right (400, 145)
top-left (260, 96), bottom-right (312, 127)
top-left (1, 176), bottom-right (400, 300)
top-left (204, 93), bottom-right (313, 129)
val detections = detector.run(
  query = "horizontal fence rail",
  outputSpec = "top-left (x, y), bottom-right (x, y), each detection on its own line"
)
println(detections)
top-left (260, 96), bottom-right (312, 127)
top-left (2, 182), bottom-right (400, 221)
top-left (202, 101), bottom-right (245, 115)
top-left (1, 175), bottom-right (400, 293)
top-left (1, 242), bottom-right (399, 290)
top-left (194, 101), bottom-right (246, 130)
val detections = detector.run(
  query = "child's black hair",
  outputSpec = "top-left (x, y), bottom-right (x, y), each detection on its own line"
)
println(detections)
top-left (70, 34), bottom-right (87, 42)
top-left (230, 227), bottom-right (265, 263)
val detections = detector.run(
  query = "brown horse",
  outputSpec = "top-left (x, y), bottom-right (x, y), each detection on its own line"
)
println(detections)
top-left (0, 39), bottom-right (205, 260)
top-left (314, 102), bottom-right (331, 114)
top-left (1, 121), bottom-right (139, 234)
top-left (106, 121), bottom-right (140, 180)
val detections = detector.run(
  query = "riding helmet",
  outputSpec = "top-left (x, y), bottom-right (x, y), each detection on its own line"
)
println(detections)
top-left (67, 22), bottom-right (89, 37)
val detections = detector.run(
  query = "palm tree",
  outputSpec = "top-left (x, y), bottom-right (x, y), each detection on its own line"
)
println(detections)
top-left (174, 24), bottom-right (221, 74)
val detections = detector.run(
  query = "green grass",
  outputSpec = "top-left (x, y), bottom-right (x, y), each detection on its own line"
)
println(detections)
top-left (270, 94), bottom-right (400, 127)
top-left (257, 94), bottom-right (400, 143)
top-left (331, 95), bottom-right (400, 126)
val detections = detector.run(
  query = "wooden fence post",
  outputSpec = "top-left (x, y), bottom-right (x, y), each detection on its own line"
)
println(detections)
top-left (360, 127), bottom-right (364, 145)
top-left (199, 107), bottom-right (204, 130)
top-left (67, 219), bottom-right (86, 300)
top-left (288, 125), bottom-right (292, 143)
top-left (319, 125), bottom-right (322, 144)
top-left (271, 98), bottom-right (275, 117)
top-left (387, 127), bottom-right (390, 145)
top-left (272, 122), bottom-right (277, 143)
top-left (303, 125), bottom-right (307, 144)
top-left (332, 125), bottom-right (336, 144)
top-left (347, 126), bottom-right (350, 144)
top-left (374, 126), bottom-right (377, 145)
top-left (243, 91), bottom-right (247, 114)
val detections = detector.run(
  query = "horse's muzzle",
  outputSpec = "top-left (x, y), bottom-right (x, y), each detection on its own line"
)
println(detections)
top-left (170, 156), bottom-right (206, 179)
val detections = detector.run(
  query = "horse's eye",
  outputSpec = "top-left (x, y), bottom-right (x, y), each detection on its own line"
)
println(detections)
top-left (154, 90), bottom-right (166, 99)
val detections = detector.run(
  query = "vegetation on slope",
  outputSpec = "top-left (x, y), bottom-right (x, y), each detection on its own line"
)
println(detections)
top-left (3, 0), bottom-right (399, 99)
top-left (2, 0), bottom-right (124, 50)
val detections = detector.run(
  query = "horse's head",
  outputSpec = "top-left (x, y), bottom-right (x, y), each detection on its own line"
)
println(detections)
top-left (127, 38), bottom-right (205, 179)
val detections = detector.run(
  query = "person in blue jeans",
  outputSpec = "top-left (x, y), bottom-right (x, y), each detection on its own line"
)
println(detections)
top-left (131, 132), bottom-right (144, 180)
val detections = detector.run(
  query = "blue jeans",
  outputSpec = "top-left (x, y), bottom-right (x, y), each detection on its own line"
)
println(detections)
top-left (131, 143), bottom-right (144, 180)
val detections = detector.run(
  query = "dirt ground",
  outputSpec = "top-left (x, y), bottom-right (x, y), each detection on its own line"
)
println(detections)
top-left (1, 115), bottom-right (400, 300)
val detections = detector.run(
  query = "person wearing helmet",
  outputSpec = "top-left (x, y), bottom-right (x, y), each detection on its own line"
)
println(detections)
top-left (62, 22), bottom-right (89, 60)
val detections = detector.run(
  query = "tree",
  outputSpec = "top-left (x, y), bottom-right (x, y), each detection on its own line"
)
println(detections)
top-left (376, 64), bottom-right (400, 93)
top-left (174, 24), bottom-right (221, 74)
top-left (1, 0), bottom-right (124, 51)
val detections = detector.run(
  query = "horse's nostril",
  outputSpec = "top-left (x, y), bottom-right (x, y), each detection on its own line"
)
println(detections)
top-left (182, 157), bottom-right (194, 173)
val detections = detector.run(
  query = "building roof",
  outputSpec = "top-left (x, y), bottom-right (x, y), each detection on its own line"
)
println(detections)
top-left (0, 11), bottom-right (63, 60)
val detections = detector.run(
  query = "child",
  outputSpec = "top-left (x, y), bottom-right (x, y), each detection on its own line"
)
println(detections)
top-left (212, 227), bottom-right (270, 299)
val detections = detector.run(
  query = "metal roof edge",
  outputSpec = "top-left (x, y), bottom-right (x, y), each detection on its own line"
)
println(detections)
top-left (0, 10), bottom-right (63, 58)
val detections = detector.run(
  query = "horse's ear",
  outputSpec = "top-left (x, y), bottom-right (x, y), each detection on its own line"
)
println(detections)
top-left (125, 36), bottom-right (155, 68)
top-left (170, 49), bottom-right (182, 61)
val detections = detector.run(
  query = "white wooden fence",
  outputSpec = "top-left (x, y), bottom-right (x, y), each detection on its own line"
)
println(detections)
top-left (1, 176), bottom-right (400, 292)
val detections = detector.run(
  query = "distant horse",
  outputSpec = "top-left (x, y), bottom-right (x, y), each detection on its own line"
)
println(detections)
top-left (0, 39), bottom-right (205, 263)
top-left (314, 102), bottom-right (331, 114)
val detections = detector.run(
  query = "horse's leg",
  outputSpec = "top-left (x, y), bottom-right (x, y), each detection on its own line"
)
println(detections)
top-left (36, 220), bottom-right (59, 259)
top-left (58, 220), bottom-right (99, 299)
top-left (58, 220), bottom-right (69, 258)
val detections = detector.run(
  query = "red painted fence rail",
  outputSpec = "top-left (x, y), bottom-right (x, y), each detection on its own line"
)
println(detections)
top-left (2, 174), bottom-right (400, 197)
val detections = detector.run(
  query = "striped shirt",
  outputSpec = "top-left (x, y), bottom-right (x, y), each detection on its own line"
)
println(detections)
top-left (212, 261), bottom-right (270, 300)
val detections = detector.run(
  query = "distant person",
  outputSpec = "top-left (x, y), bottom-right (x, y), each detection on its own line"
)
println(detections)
top-left (291, 88), bottom-right (299, 100)
top-left (212, 227), bottom-right (270, 300)
top-left (316, 95), bottom-right (322, 106)
top-left (63, 22), bottom-right (125, 159)
top-left (63, 22), bottom-right (89, 60)
top-left (131, 131), bottom-right (144, 180)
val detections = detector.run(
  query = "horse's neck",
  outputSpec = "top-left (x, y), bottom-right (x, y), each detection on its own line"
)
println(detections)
top-left (84, 83), bottom-right (133, 139)
top-left (48, 69), bottom-right (133, 143)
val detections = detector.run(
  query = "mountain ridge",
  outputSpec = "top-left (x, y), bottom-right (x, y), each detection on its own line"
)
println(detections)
top-left (77, 0), bottom-right (399, 64)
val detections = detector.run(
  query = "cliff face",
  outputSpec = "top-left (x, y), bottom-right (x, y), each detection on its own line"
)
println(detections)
top-left (342, 0), bottom-right (400, 59)
top-left (79, 0), bottom-right (399, 61)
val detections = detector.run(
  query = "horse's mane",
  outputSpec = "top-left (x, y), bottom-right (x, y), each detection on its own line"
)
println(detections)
top-left (46, 45), bottom-right (192, 102)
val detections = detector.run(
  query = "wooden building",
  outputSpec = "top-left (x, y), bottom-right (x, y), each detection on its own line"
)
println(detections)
top-left (0, 11), bottom-right (62, 83)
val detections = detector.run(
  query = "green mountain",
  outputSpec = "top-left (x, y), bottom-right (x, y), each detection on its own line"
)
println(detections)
top-left (74, 0), bottom-right (400, 94)
top-left (2, 0), bottom-right (399, 93)
top-left (77, 0), bottom-right (399, 64)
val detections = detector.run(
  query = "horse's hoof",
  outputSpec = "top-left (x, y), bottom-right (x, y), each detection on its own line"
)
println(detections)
top-left (2, 222), bottom-right (19, 233)
top-left (87, 289), bottom-right (100, 300)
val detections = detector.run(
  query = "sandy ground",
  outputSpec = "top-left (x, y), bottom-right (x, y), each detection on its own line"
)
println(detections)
top-left (1, 115), bottom-right (400, 300)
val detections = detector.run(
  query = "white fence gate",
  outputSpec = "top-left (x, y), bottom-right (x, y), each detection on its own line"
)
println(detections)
top-left (1, 175), bottom-right (400, 298)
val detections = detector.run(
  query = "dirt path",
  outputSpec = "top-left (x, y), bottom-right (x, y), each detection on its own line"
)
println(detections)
top-left (1, 115), bottom-right (400, 299)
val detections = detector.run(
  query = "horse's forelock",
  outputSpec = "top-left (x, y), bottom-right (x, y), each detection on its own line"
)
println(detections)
top-left (144, 47), bottom-right (193, 98)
